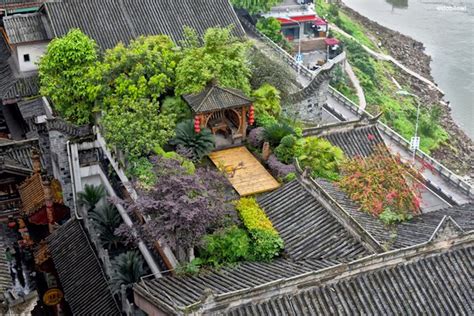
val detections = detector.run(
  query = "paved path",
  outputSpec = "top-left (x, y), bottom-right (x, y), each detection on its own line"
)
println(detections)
top-left (344, 61), bottom-right (366, 109)
top-left (330, 24), bottom-right (444, 94)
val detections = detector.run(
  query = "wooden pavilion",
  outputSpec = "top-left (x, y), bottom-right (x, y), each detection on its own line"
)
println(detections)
top-left (183, 81), bottom-right (254, 145)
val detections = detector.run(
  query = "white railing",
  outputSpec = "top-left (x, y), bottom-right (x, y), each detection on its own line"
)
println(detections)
top-left (327, 87), bottom-right (473, 198)
top-left (240, 17), bottom-right (315, 80)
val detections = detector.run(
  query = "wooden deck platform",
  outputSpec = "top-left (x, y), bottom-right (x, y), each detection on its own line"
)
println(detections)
top-left (209, 147), bottom-right (280, 196)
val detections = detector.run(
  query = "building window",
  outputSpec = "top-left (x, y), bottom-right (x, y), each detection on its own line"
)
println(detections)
top-left (23, 54), bottom-right (30, 62)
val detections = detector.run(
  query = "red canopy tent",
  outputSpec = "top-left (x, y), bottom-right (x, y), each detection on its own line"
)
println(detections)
top-left (324, 38), bottom-right (340, 46)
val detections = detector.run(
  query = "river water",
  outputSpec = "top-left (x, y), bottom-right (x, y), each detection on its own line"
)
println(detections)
top-left (343, 0), bottom-right (474, 139)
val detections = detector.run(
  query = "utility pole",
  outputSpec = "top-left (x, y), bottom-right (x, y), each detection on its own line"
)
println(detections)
top-left (396, 90), bottom-right (421, 163)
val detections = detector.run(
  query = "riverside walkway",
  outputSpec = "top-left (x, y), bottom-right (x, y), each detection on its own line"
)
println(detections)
top-left (242, 19), bottom-right (472, 207)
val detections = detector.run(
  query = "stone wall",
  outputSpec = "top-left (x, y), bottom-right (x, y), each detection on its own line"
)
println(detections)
top-left (284, 68), bottom-right (332, 124)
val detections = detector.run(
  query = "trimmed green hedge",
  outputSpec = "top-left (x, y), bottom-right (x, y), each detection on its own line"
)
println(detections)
top-left (235, 198), bottom-right (284, 261)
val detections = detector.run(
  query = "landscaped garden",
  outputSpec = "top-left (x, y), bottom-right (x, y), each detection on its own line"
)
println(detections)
top-left (39, 20), bottom-right (426, 285)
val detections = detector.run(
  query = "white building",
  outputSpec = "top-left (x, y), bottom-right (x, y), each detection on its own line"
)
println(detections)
top-left (3, 12), bottom-right (51, 73)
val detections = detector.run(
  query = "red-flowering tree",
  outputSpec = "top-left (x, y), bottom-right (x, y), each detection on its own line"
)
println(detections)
top-left (116, 157), bottom-right (235, 259)
top-left (338, 146), bottom-right (423, 224)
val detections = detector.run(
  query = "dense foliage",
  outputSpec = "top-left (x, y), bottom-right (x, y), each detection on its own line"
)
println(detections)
top-left (263, 122), bottom-right (295, 147)
top-left (161, 96), bottom-right (192, 122)
top-left (255, 112), bottom-right (278, 128)
top-left (231, 0), bottom-right (283, 14)
top-left (252, 84), bottom-right (282, 118)
top-left (267, 154), bottom-right (296, 180)
top-left (298, 137), bottom-right (344, 181)
top-left (235, 198), bottom-right (283, 261)
top-left (91, 35), bottom-right (179, 159)
top-left (39, 29), bottom-right (98, 125)
top-left (274, 134), bottom-right (303, 164)
top-left (249, 50), bottom-right (296, 99)
top-left (117, 157), bottom-right (234, 256)
top-left (77, 184), bottom-right (106, 212)
top-left (338, 146), bottom-right (423, 224)
top-left (171, 120), bottom-right (215, 161)
top-left (199, 226), bottom-right (251, 267)
top-left (175, 27), bottom-right (251, 95)
top-left (247, 127), bottom-right (265, 149)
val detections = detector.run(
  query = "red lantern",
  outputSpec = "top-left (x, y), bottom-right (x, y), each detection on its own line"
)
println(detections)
top-left (249, 104), bottom-right (255, 125)
top-left (194, 116), bottom-right (201, 133)
top-left (8, 221), bottom-right (16, 229)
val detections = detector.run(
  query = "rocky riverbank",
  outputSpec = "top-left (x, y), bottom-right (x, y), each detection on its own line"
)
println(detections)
top-left (341, 4), bottom-right (474, 178)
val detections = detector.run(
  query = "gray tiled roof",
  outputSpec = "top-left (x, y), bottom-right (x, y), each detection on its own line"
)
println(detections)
top-left (17, 97), bottom-right (45, 120)
top-left (4, 12), bottom-right (50, 44)
top-left (44, 0), bottom-right (245, 49)
top-left (222, 238), bottom-right (473, 315)
top-left (46, 219), bottom-right (121, 315)
top-left (316, 178), bottom-right (474, 249)
top-left (321, 124), bottom-right (385, 158)
top-left (183, 83), bottom-right (252, 113)
top-left (0, 138), bottom-right (40, 170)
top-left (2, 74), bottom-right (40, 101)
top-left (258, 180), bottom-right (371, 261)
top-left (135, 258), bottom-right (337, 310)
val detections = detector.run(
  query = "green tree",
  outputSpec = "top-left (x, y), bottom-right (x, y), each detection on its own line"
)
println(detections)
top-left (90, 35), bottom-right (179, 159)
top-left (38, 29), bottom-right (98, 125)
top-left (175, 27), bottom-right (251, 95)
top-left (101, 98), bottom-right (176, 160)
top-left (89, 203), bottom-right (122, 250)
top-left (256, 17), bottom-right (284, 43)
top-left (231, 0), bottom-right (283, 14)
top-left (252, 83), bottom-right (281, 118)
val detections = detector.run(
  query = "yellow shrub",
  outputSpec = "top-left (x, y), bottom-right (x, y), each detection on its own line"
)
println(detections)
top-left (235, 198), bottom-right (276, 234)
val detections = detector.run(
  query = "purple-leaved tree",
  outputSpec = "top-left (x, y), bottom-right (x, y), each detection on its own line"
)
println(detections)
top-left (116, 156), bottom-right (235, 261)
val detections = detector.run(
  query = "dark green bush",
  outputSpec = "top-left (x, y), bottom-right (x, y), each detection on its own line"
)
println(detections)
top-left (274, 134), bottom-right (303, 164)
top-left (263, 122), bottom-right (295, 147)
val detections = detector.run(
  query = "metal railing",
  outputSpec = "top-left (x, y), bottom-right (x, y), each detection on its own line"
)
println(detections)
top-left (241, 15), bottom-right (472, 198)
top-left (327, 87), bottom-right (473, 198)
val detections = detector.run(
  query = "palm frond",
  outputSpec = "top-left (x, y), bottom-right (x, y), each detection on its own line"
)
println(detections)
top-left (77, 184), bottom-right (106, 211)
